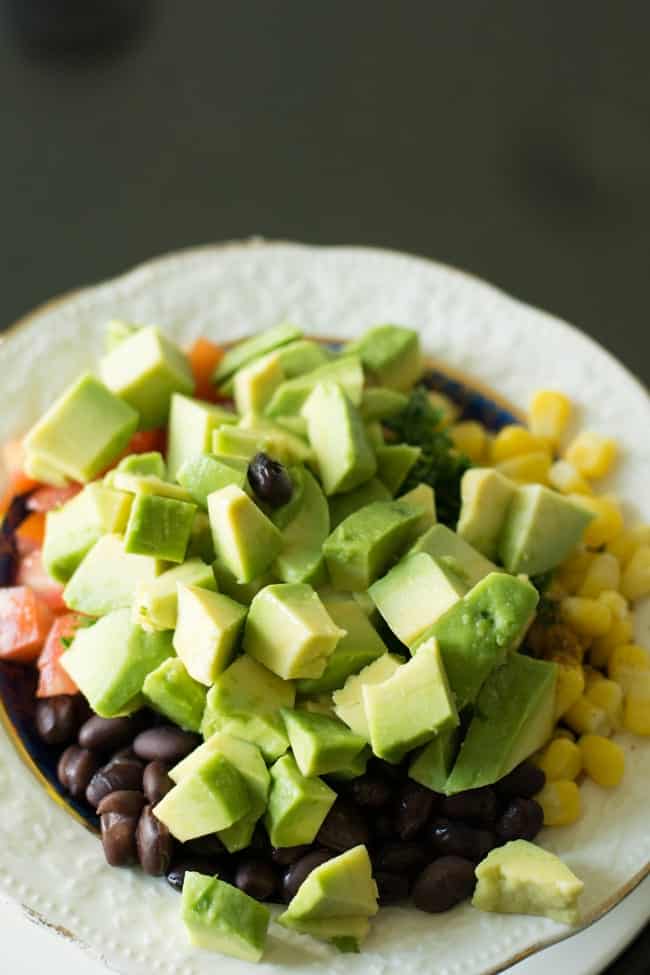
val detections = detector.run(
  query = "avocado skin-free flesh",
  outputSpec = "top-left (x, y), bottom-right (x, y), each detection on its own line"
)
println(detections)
top-left (409, 523), bottom-right (496, 589)
top-left (345, 324), bottom-right (423, 391)
top-left (302, 382), bottom-right (377, 496)
top-left (264, 753), bottom-right (336, 847)
top-left (177, 453), bottom-right (247, 508)
top-left (207, 485), bottom-right (283, 584)
top-left (142, 657), bottom-right (207, 733)
top-left (281, 708), bottom-right (367, 777)
top-left (272, 467), bottom-right (330, 585)
top-left (282, 845), bottom-right (379, 921)
top-left (181, 872), bottom-right (270, 962)
top-left (167, 393), bottom-right (237, 481)
top-left (456, 468), bottom-right (517, 559)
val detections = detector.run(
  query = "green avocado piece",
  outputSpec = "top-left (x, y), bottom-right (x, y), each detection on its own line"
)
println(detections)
top-left (177, 454), bottom-right (248, 509)
top-left (212, 561), bottom-right (273, 606)
top-left (272, 468), bottom-right (330, 585)
top-left (276, 339), bottom-right (330, 377)
top-left (284, 845), bottom-right (379, 921)
top-left (43, 483), bottom-right (133, 583)
top-left (364, 421), bottom-right (385, 450)
top-left (244, 584), bottom-right (345, 680)
top-left (363, 638), bottom-right (458, 762)
top-left (498, 484), bottom-right (594, 576)
top-left (417, 572), bottom-right (540, 711)
top-left (332, 653), bottom-right (404, 739)
top-left (174, 584), bottom-right (247, 685)
top-left (105, 319), bottom-right (139, 351)
top-left (61, 609), bottom-right (174, 717)
top-left (375, 444), bottom-right (421, 495)
top-left (237, 415), bottom-right (315, 465)
top-left (108, 471), bottom-right (194, 502)
top-left (133, 558), bottom-right (216, 631)
top-left (124, 492), bottom-right (197, 563)
top-left (457, 468), bottom-right (517, 559)
top-left (182, 873), bottom-right (270, 962)
top-left (409, 523), bottom-right (496, 589)
top-left (409, 725), bottom-right (460, 792)
top-left (23, 452), bottom-right (70, 487)
top-left (472, 840), bottom-right (583, 925)
top-left (116, 451), bottom-right (167, 479)
top-left (346, 325), bottom-right (422, 391)
top-left (303, 382), bottom-right (377, 496)
top-left (266, 356), bottom-right (364, 418)
top-left (326, 746), bottom-right (371, 781)
top-left (208, 485), bottom-right (283, 583)
top-left (187, 511), bottom-right (216, 563)
top-left (277, 912), bottom-right (371, 949)
top-left (167, 393), bottom-right (237, 481)
top-left (24, 373), bottom-right (138, 483)
top-left (360, 387), bottom-right (409, 422)
top-left (328, 478), bottom-right (392, 530)
top-left (398, 483), bottom-right (437, 534)
top-left (155, 751), bottom-right (251, 842)
top-left (215, 322), bottom-right (303, 383)
top-left (445, 654), bottom-right (557, 794)
top-left (142, 657), bottom-right (207, 732)
top-left (63, 534), bottom-right (164, 616)
top-left (264, 753), bottom-right (336, 847)
top-left (99, 325), bottom-right (194, 430)
top-left (281, 709), bottom-right (367, 777)
top-left (233, 351), bottom-right (285, 416)
top-left (211, 425), bottom-right (262, 461)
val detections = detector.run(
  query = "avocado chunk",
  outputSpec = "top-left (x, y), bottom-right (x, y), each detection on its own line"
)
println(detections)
top-left (327, 746), bottom-right (371, 781)
top-left (363, 420), bottom-right (384, 450)
top-left (278, 912), bottom-right (371, 950)
top-left (167, 393), bottom-right (237, 481)
top-left (174, 584), bottom-right (247, 685)
top-left (473, 840), bottom-right (583, 925)
top-left (233, 351), bottom-right (285, 415)
top-left (375, 444), bottom-right (421, 495)
top-left (99, 325), bottom-right (194, 429)
top-left (208, 485), bottom-right (283, 583)
top-left (201, 654), bottom-right (295, 761)
top-left (272, 467), bottom-right (329, 585)
top-left (369, 552), bottom-right (468, 647)
top-left (116, 451), bottom-right (167, 479)
top-left (363, 637), bottom-right (458, 762)
top-left (182, 872), bottom-right (270, 961)
top-left (61, 609), bottom-right (174, 717)
top-left (360, 387), bottom-right (409, 421)
top-left (457, 468), bottom-right (517, 559)
top-left (178, 454), bottom-right (248, 509)
top-left (186, 512), bottom-right (216, 563)
top-left (417, 572), bottom-right (539, 711)
top-left (410, 523), bottom-right (497, 589)
top-left (295, 595), bottom-right (388, 695)
top-left (237, 415), bottom-right (315, 465)
top-left (283, 845), bottom-right (379, 921)
top-left (276, 338), bottom-right (330, 377)
top-left (212, 561), bottom-right (273, 606)
top-left (266, 355), bottom-right (364, 417)
top-left (63, 534), bottom-right (164, 616)
top-left (24, 373), bottom-right (138, 483)
top-left (346, 325), bottom-right (422, 391)
top-left (124, 492), bottom-right (197, 563)
top-left (43, 482), bottom-right (133, 583)
top-left (303, 382), bottom-right (377, 496)
top-left (108, 471), bottom-right (193, 502)
top-left (281, 709), bottom-right (367, 777)
top-left (142, 657), bottom-right (207, 732)
top-left (105, 319), bottom-right (139, 351)
top-left (498, 484), bottom-right (593, 576)
top-left (244, 584), bottom-right (345, 680)
top-left (409, 725), bottom-right (459, 792)
top-left (399, 483), bottom-right (437, 534)
top-left (215, 321), bottom-right (303, 383)
top-left (333, 653), bottom-right (404, 738)
top-left (323, 499), bottom-right (424, 591)
top-left (445, 653), bottom-right (557, 793)
top-left (23, 452), bottom-right (70, 487)
top-left (133, 558), bottom-right (216, 631)
top-left (211, 425), bottom-right (263, 461)
top-left (264, 753), bottom-right (336, 847)
top-left (328, 479), bottom-right (392, 531)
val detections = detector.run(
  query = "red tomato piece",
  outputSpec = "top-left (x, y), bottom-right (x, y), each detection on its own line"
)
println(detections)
top-left (27, 484), bottom-right (80, 513)
top-left (16, 550), bottom-right (66, 613)
top-left (188, 337), bottom-right (225, 402)
top-left (128, 428), bottom-right (167, 455)
top-left (0, 587), bottom-right (54, 662)
top-left (36, 613), bottom-right (82, 697)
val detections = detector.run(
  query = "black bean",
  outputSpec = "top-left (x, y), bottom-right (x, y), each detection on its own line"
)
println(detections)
top-left (143, 760), bottom-right (173, 805)
top-left (348, 774), bottom-right (392, 809)
top-left (441, 787), bottom-right (497, 825)
top-left (496, 798), bottom-right (544, 843)
top-left (100, 811), bottom-right (139, 867)
top-left (374, 871), bottom-right (410, 905)
top-left (316, 799), bottom-right (369, 852)
top-left (474, 828), bottom-right (497, 862)
top-left (429, 818), bottom-right (495, 863)
top-left (235, 858), bottom-right (277, 901)
top-left (78, 714), bottom-right (146, 753)
top-left (35, 696), bottom-right (81, 746)
top-left (136, 805), bottom-right (174, 876)
top-left (247, 452), bottom-right (293, 508)
top-left (248, 823), bottom-right (272, 853)
top-left (373, 842), bottom-right (429, 874)
top-left (396, 782), bottom-right (438, 839)
top-left (412, 856), bottom-right (476, 913)
top-left (184, 834), bottom-right (226, 857)
top-left (86, 757), bottom-right (144, 808)
top-left (495, 761), bottom-right (546, 800)
top-left (133, 727), bottom-right (200, 765)
top-left (271, 845), bottom-right (312, 866)
top-left (112, 746), bottom-right (138, 762)
top-left (97, 790), bottom-right (146, 817)
top-left (167, 856), bottom-right (222, 892)
top-left (372, 812), bottom-right (396, 843)
top-left (57, 745), bottom-right (100, 799)
top-left (282, 850), bottom-right (332, 902)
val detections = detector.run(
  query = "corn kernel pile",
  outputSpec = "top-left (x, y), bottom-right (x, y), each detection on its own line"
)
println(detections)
top-left (450, 390), bottom-right (650, 829)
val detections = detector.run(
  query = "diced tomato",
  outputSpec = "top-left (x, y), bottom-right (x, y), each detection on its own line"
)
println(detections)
top-left (0, 470), bottom-right (40, 518)
top-left (0, 587), bottom-right (54, 662)
top-left (128, 428), bottom-right (167, 455)
top-left (16, 512), bottom-right (47, 554)
top-left (188, 337), bottom-right (226, 402)
top-left (16, 550), bottom-right (66, 613)
top-left (28, 484), bottom-right (80, 513)
top-left (36, 613), bottom-right (82, 697)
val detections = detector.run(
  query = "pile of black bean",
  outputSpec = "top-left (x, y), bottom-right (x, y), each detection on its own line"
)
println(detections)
top-left (35, 696), bottom-right (546, 915)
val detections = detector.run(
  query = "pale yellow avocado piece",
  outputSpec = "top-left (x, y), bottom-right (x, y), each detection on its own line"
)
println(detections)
top-left (166, 393), bottom-right (237, 481)
top-left (399, 483), bottom-right (437, 534)
top-left (283, 845), bottom-right (379, 921)
top-left (302, 381), bottom-right (377, 496)
top-left (473, 840), bottom-right (583, 925)
top-left (233, 351), bottom-right (285, 415)
top-left (277, 912), bottom-right (371, 948)
top-left (133, 558), bottom-right (216, 631)
top-left (173, 584), bottom-right (247, 685)
top-left (110, 471), bottom-right (194, 502)
top-left (63, 534), bottom-right (163, 617)
top-left (456, 468), bottom-right (517, 559)
top-left (207, 485), bottom-right (283, 583)
top-left (333, 653), bottom-right (403, 739)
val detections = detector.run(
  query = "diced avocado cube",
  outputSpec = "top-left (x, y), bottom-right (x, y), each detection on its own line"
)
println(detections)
top-left (124, 492), bottom-right (197, 563)
top-left (346, 325), bottom-right (422, 391)
top-left (109, 471), bottom-right (194, 502)
top-left (323, 499), bottom-right (424, 591)
top-left (364, 421), bottom-right (385, 450)
top-left (43, 483), bottom-right (132, 583)
top-left (297, 695), bottom-right (337, 719)
top-left (276, 339), bottom-right (330, 377)
top-left (155, 750), bottom-right (251, 841)
top-left (281, 709), bottom-right (367, 777)
top-left (445, 654), bottom-right (557, 794)
top-left (328, 478), bottom-right (392, 530)
top-left (409, 725), bottom-right (459, 792)
top-left (333, 654), bottom-right (404, 738)
top-left (244, 583), bottom-right (345, 680)
top-left (23, 452), bottom-right (70, 487)
top-left (24, 373), bottom-right (138, 483)
top-left (303, 382), bottom-right (377, 496)
top-left (174, 584), bottom-right (247, 685)
top-left (327, 746), bottom-right (371, 782)
top-left (375, 444), bottom-right (421, 495)
top-left (116, 451), bottom-right (167, 479)
top-left (105, 319), bottom-right (139, 351)
top-left (238, 414), bottom-right (315, 465)
top-left (457, 468), bottom-right (517, 559)
top-left (166, 393), bottom-right (237, 481)
top-left (266, 356), bottom-right (364, 417)
top-left (61, 609), bottom-right (174, 717)
top-left (360, 387), bottom-right (409, 422)
top-left (142, 657), bottom-right (207, 732)
top-left (363, 637), bottom-right (458, 762)
top-left (187, 511), bottom-right (216, 563)
top-left (133, 558), bottom-right (216, 631)
top-left (212, 561), bottom-right (273, 606)
top-left (182, 872), bottom-right (270, 961)
top-left (212, 426), bottom-right (262, 461)
top-left (473, 840), bottom-right (583, 925)
top-left (273, 414), bottom-right (309, 438)
top-left (208, 485), bottom-right (283, 583)
top-left (369, 552), bottom-right (468, 647)
top-left (284, 845), bottom-right (379, 921)
top-left (177, 453), bottom-right (248, 508)
top-left (398, 483), bottom-right (437, 534)
top-left (215, 321), bottom-right (303, 383)
top-left (264, 753), bottom-right (336, 847)
top-left (277, 913), bottom-right (371, 950)
top-left (498, 484), bottom-right (594, 576)
top-left (409, 523), bottom-right (496, 589)
top-left (233, 351), bottom-right (285, 416)
top-left (63, 534), bottom-right (164, 616)
top-left (419, 572), bottom-right (540, 711)
top-left (99, 325), bottom-right (194, 429)
top-left (272, 468), bottom-right (330, 585)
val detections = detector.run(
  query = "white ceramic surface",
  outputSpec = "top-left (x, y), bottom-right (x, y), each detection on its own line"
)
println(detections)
top-left (0, 242), bottom-right (648, 975)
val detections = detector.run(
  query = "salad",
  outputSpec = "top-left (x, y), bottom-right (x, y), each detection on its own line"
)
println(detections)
top-left (0, 319), bottom-right (647, 962)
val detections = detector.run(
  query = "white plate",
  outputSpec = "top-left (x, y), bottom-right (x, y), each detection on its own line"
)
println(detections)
top-left (0, 242), bottom-right (648, 975)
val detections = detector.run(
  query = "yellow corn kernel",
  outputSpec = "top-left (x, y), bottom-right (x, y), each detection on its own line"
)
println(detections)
top-left (536, 780), bottom-right (582, 827)
top-left (548, 460), bottom-right (592, 496)
top-left (497, 451), bottom-right (552, 486)
top-left (623, 686), bottom-right (650, 736)
top-left (554, 662), bottom-right (586, 719)
top-left (556, 548), bottom-right (594, 595)
top-left (537, 738), bottom-right (582, 781)
top-left (564, 695), bottom-right (612, 736)
top-left (427, 391), bottom-right (459, 427)
top-left (561, 597), bottom-right (612, 638)
top-left (607, 644), bottom-right (650, 690)
top-left (578, 554), bottom-right (621, 599)
top-left (570, 495), bottom-right (624, 549)
top-left (589, 617), bottom-right (634, 670)
top-left (620, 545), bottom-right (650, 602)
top-left (606, 531), bottom-right (639, 566)
top-left (529, 390), bottom-right (572, 447)
top-left (578, 734), bottom-right (625, 788)
top-left (565, 431), bottom-right (618, 479)
top-left (597, 590), bottom-right (629, 621)
top-left (450, 421), bottom-right (489, 464)
top-left (585, 678), bottom-right (624, 729)
top-left (491, 425), bottom-right (549, 463)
